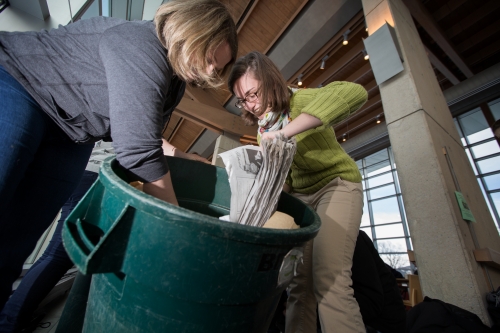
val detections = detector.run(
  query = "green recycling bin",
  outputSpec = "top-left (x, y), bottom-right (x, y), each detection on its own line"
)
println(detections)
top-left (62, 156), bottom-right (320, 333)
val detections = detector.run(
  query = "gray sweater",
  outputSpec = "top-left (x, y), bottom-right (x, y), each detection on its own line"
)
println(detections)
top-left (0, 17), bottom-right (185, 183)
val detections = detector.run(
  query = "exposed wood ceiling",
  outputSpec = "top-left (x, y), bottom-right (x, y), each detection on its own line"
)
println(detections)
top-left (166, 0), bottom-right (500, 158)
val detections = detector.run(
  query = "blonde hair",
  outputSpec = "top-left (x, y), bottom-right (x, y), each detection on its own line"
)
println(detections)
top-left (154, 0), bottom-right (237, 88)
top-left (228, 51), bottom-right (292, 125)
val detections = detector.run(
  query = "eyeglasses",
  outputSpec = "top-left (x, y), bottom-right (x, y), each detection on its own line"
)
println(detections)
top-left (235, 92), bottom-right (259, 109)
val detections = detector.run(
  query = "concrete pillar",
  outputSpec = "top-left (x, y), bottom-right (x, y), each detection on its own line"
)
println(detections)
top-left (362, 0), bottom-right (500, 324)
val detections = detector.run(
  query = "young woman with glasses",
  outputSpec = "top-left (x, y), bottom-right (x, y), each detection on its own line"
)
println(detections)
top-left (229, 51), bottom-right (368, 333)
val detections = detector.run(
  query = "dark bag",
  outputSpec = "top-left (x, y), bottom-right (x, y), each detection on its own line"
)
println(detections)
top-left (407, 296), bottom-right (492, 333)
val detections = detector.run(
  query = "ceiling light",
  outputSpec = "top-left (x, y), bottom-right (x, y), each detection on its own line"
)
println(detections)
top-left (342, 133), bottom-right (347, 142)
top-left (342, 29), bottom-right (351, 46)
top-left (376, 115), bottom-right (381, 124)
top-left (297, 74), bottom-right (303, 86)
top-left (365, 21), bottom-right (368, 32)
top-left (320, 55), bottom-right (329, 70)
top-left (363, 49), bottom-right (369, 60)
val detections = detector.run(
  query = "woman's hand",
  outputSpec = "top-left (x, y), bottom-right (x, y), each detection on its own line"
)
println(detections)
top-left (261, 130), bottom-right (283, 141)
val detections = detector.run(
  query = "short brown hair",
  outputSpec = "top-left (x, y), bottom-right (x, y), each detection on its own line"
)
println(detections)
top-left (228, 51), bottom-right (291, 125)
top-left (154, 0), bottom-right (237, 88)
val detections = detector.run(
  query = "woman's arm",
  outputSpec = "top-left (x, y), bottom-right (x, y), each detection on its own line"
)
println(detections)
top-left (161, 139), bottom-right (210, 163)
top-left (261, 113), bottom-right (322, 140)
top-left (143, 172), bottom-right (179, 206)
top-left (300, 81), bottom-right (368, 129)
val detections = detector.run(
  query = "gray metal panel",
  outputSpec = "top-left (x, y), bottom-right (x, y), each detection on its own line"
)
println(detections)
top-left (363, 23), bottom-right (404, 85)
top-left (268, 0), bottom-right (363, 81)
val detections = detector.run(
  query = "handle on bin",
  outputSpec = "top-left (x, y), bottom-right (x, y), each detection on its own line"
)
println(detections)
top-left (64, 203), bottom-right (135, 275)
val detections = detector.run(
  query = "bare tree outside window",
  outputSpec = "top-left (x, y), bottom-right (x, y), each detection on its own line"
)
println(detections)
top-left (377, 242), bottom-right (407, 270)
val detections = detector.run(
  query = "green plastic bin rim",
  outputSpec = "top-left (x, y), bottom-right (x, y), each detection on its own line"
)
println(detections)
top-left (97, 156), bottom-right (321, 245)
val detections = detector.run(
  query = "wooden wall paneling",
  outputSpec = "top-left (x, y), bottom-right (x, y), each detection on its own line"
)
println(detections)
top-left (185, 127), bottom-right (206, 153)
top-left (175, 98), bottom-right (257, 137)
top-left (220, 0), bottom-right (250, 24)
top-left (163, 112), bottom-right (182, 141)
top-left (167, 117), bottom-right (184, 145)
top-left (169, 119), bottom-right (205, 152)
top-left (262, 0), bottom-right (309, 54)
top-left (236, 0), bottom-right (259, 34)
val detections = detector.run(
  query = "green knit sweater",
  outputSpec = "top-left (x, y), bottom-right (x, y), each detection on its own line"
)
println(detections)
top-left (286, 81), bottom-right (368, 194)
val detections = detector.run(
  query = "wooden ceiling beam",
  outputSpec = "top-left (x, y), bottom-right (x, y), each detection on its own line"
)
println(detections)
top-left (424, 45), bottom-right (460, 85)
top-left (402, 0), bottom-right (474, 78)
top-left (432, 0), bottom-right (468, 22)
top-left (236, 0), bottom-right (259, 33)
top-left (456, 21), bottom-right (500, 53)
top-left (445, 0), bottom-right (500, 39)
top-left (175, 97), bottom-right (257, 138)
top-left (364, 79), bottom-right (379, 95)
top-left (309, 41), bottom-right (365, 88)
top-left (335, 106), bottom-right (384, 139)
top-left (334, 93), bottom-right (382, 129)
top-left (466, 42), bottom-right (500, 67)
top-left (344, 61), bottom-right (372, 83)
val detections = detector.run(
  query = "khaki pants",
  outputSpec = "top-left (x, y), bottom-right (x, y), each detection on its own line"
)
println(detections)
top-left (286, 177), bottom-right (365, 333)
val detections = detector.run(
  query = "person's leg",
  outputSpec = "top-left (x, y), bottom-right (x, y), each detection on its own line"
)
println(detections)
top-left (285, 192), bottom-right (318, 333)
top-left (0, 65), bottom-right (93, 311)
top-left (312, 178), bottom-right (365, 333)
top-left (0, 171), bottom-right (98, 331)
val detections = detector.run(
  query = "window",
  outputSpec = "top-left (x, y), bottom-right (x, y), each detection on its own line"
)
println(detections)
top-left (454, 103), bottom-right (500, 233)
top-left (356, 147), bottom-right (413, 273)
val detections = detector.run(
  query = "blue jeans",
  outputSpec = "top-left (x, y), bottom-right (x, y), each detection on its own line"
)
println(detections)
top-left (0, 170), bottom-right (98, 333)
top-left (0, 65), bottom-right (94, 312)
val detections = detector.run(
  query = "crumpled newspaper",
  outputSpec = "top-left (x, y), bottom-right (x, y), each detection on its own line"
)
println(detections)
top-left (218, 134), bottom-right (297, 227)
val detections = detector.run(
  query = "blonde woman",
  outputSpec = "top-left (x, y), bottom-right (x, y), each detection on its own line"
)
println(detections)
top-left (229, 51), bottom-right (368, 333)
top-left (0, 0), bottom-right (237, 315)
